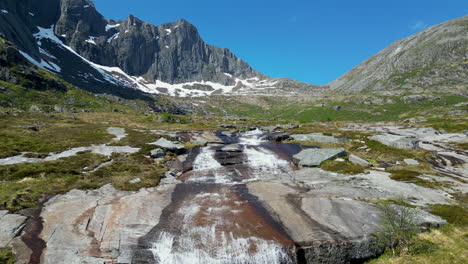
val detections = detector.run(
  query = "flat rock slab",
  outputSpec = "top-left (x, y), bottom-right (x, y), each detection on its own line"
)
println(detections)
top-left (192, 132), bottom-right (224, 144)
top-left (247, 182), bottom-right (382, 263)
top-left (12, 184), bottom-right (175, 264)
top-left (248, 167), bottom-right (452, 263)
top-left (220, 144), bottom-right (243, 152)
top-left (349, 154), bottom-right (371, 167)
top-left (290, 133), bottom-right (350, 143)
top-left (0, 210), bottom-right (27, 247)
top-left (293, 148), bottom-right (346, 167)
top-left (107, 127), bottom-right (127, 141)
top-left (370, 134), bottom-right (418, 149)
top-left (404, 158), bottom-right (420, 165)
top-left (149, 138), bottom-right (185, 153)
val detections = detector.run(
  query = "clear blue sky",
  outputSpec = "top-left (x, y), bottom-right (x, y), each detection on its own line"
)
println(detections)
top-left (93, 0), bottom-right (468, 85)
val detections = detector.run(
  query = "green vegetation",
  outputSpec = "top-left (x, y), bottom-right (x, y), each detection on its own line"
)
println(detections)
top-left (372, 200), bottom-right (419, 257)
top-left (0, 247), bottom-right (15, 264)
top-left (424, 117), bottom-right (468, 133)
top-left (369, 226), bottom-right (468, 264)
top-left (0, 113), bottom-right (113, 158)
top-left (429, 204), bottom-right (468, 226)
top-left (199, 93), bottom-right (468, 123)
top-left (320, 160), bottom-right (366, 174)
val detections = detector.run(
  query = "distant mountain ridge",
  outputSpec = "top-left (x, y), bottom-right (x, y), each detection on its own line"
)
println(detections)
top-left (0, 0), bottom-right (319, 97)
top-left (329, 15), bottom-right (468, 92)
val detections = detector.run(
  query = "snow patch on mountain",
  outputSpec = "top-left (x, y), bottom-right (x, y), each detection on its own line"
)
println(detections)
top-left (18, 50), bottom-right (61, 72)
top-left (105, 23), bottom-right (120, 32)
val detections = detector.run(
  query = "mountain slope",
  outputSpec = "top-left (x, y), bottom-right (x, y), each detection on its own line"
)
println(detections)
top-left (0, 0), bottom-right (319, 97)
top-left (329, 15), bottom-right (468, 92)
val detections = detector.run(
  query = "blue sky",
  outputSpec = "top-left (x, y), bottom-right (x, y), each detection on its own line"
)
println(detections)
top-left (93, 0), bottom-right (468, 85)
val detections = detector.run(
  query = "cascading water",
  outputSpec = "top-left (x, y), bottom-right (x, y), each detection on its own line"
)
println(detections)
top-left (136, 129), bottom-right (297, 264)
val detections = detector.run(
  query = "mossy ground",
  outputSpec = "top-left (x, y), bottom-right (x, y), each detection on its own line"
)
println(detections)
top-left (320, 160), bottom-right (366, 174)
top-left (368, 225), bottom-right (467, 264)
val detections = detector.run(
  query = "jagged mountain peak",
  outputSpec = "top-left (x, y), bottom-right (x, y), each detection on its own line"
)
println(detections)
top-left (0, 0), bottom-right (320, 97)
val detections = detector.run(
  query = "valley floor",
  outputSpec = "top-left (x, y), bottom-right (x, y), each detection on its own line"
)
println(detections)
top-left (0, 111), bottom-right (467, 263)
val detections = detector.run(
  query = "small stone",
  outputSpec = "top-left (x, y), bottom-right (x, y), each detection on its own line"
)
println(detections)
top-left (221, 144), bottom-right (243, 152)
top-left (404, 159), bottom-right (420, 165)
top-left (150, 148), bottom-right (166, 158)
top-left (128, 178), bottom-right (141, 184)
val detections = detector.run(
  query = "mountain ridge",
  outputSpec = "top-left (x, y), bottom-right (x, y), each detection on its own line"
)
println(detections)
top-left (329, 15), bottom-right (468, 93)
top-left (0, 0), bottom-right (320, 98)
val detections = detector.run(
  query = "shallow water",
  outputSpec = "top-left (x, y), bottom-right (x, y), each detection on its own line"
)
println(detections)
top-left (133, 130), bottom-right (298, 263)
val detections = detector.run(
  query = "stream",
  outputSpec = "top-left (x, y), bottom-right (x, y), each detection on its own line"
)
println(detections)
top-left (132, 129), bottom-right (301, 264)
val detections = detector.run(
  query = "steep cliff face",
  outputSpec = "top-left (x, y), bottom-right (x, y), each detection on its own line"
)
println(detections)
top-left (2, 0), bottom-right (318, 98)
top-left (53, 0), bottom-right (263, 85)
top-left (329, 16), bottom-right (468, 92)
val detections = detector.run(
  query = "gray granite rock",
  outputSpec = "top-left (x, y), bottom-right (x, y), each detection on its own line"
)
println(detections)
top-left (11, 184), bottom-right (175, 264)
top-left (404, 158), bottom-right (420, 165)
top-left (149, 138), bottom-right (185, 154)
top-left (293, 148), bottom-right (346, 167)
top-left (247, 167), bottom-right (454, 263)
top-left (221, 144), bottom-right (243, 152)
top-left (0, 211), bottom-right (27, 247)
top-left (349, 154), bottom-right (371, 167)
top-left (150, 148), bottom-right (166, 158)
top-left (369, 134), bottom-right (418, 149)
top-left (191, 139), bottom-right (208, 146)
top-left (290, 133), bottom-right (350, 143)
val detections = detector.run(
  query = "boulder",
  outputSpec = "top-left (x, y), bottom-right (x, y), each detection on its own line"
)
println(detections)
top-left (29, 105), bottom-right (43, 112)
top-left (220, 144), bottom-right (243, 152)
top-left (349, 154), bottom-right (371, 167)
top-left (284, 124), bottom-right (299, 129)
top-left (150, 148), bottom-right (166, 158)
top-left (219, 124), bottom-right (237, 129)
top-left (369, 134), bottom-right (418, 149)
top-left (0, 211), bottom-right (28, 247)
top-left (293, 148), bottom-right (347, 167)
top-left (291, 133), bottom-right (350, 143)
top-left (261, 125), bottom-right (281, 132)
top-left (264, 132), bottom-right (290, 142)
top-left (149, 138), bottom-right (185, 154)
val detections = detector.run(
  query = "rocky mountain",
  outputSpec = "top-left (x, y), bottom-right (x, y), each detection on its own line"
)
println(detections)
top-left (0, 0), bottom-right (319, 98)
top-left (329, 15), bottom-right (468, 92)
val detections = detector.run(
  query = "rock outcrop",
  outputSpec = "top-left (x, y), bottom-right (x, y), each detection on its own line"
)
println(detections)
top-left (247, 168), bottom-right (449, 263)
top-left (0, 211), bottom-right (28, 247)
top-left (293, 148), bottom-right (347, 167)
top-left (0, 0), bottom-right (320, 98)
top-left (369, 134), bottom-right (418, 149)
